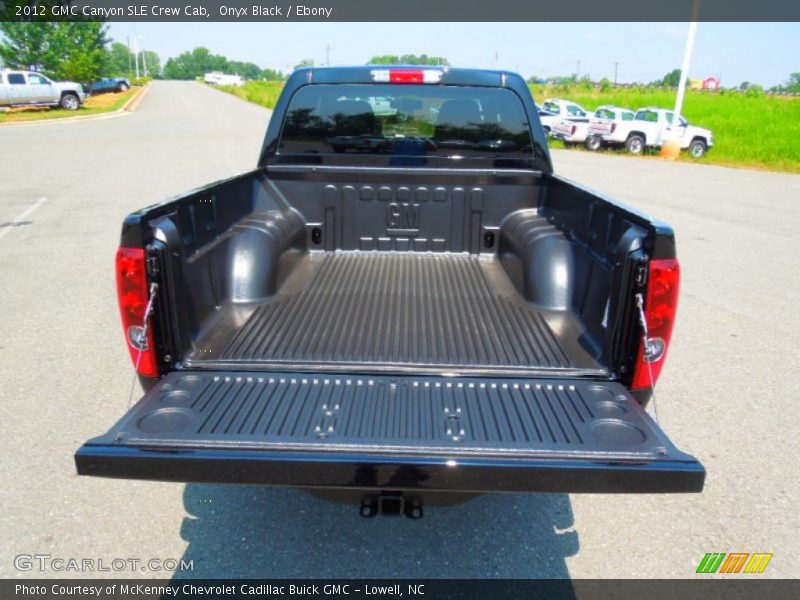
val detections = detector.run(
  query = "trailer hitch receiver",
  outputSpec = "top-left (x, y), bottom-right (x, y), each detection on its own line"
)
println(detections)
top-left (360, 493), bottom-right (423, 519)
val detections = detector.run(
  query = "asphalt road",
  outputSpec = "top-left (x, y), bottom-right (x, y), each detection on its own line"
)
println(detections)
top-left (1, 81), bottom-right (798, 580)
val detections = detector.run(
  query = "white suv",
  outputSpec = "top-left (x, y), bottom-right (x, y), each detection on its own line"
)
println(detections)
top-left (0, 69), bottom-right (87, 110)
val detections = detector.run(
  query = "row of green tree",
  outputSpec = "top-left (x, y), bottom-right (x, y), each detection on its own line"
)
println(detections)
top-left (530, 70), bottom-right (684, 88)
top-left (0, 26), bottom-right (452, 85)
top-left (660, 69), bottom-right (800, 93)
top-left (161, 51), bottom-right (452, 80)
top-left (766, 72), bottom-right (800, 94)
top-left (0, 23), bottom-right (289, 83)
top-left (163, 47), bottom-right (285, 81)
top-left (367, 54), bottom-right (450, 66)
top-left (107, 42), bottom-right (160, 79)
top-left (0, 22), bottom-right (159, 82)
top-left (290, 55), bottom-right (450, 70)
top-left (530, 68), bottom-right (800, 94)
top-left (0, 22), bottom-right (109, 82)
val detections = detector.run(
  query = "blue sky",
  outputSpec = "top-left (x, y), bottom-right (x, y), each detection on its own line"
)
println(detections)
top-left (108, 22), bottom-right (800, 87)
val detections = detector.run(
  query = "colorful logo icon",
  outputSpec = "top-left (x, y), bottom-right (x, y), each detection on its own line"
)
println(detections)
top-left (696, 552), bottom-right (773, 574)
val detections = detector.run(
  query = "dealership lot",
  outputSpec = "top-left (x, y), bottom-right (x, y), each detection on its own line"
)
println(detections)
top-left (1, 80), bottom-right (798, 578)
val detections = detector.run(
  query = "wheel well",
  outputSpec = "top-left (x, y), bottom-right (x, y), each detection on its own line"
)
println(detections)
top-left (627, 131), bottom-right (646, 141)
top-left (690, 136), bottom-right (707, 145)
top-left (60, 90), bottom-right (79, 100)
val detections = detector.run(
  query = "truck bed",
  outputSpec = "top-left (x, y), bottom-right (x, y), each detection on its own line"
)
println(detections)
top-left (77, 68), bottom-right (704, 499)
top-left (185, 252), bottom-right (605, 377)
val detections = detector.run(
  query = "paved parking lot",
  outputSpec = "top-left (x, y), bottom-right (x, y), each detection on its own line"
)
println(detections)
top-left (1, 81), bottom-right (798, 579)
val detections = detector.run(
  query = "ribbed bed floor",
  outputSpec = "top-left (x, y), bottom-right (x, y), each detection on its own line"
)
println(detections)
top-left (193, 253), bottom-right (602, 375)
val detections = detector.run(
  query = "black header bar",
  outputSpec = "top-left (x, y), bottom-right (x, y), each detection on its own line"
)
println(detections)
top-left (3, 0), bottom-right (800, 22)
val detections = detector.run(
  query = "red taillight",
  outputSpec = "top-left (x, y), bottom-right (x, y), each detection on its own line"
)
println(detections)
top-left (391, 70), bottom-right (424, 83)
top-left (631, 258), bottom-right (680, 390)
top-left (570, 125), bottom-right (577, 135)
top-left (610, 123), bottom-right (617, 134)
top-left (116, 247), bottom-right (159, 378)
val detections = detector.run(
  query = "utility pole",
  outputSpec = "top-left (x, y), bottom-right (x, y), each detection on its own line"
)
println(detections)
top-left (141, 45), bottom-right (148, 77)
top-left (674, 0), bottom-right (701, 120)
top-left (663, 0), bottom-right (701, 158)
top-left (325, 44), bottom-right (331, 66)
top-left (576, 59), bottom-right (581, 79)
top-left (126, 37), bottom-right (133, 78)
top-left (133, 36), bottom-right (140, 79)
top-left (614, 62), bottom-right (619, 85)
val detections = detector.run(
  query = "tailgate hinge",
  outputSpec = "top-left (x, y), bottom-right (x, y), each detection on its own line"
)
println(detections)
top-left (635, 292), bottom-right (660, 423)
top-left (145, 245), bottom-right (160, 278)
top-left (634, 263), bottom-right (648, 288)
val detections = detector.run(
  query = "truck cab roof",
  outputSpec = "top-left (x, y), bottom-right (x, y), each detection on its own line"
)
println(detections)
top-left (294, 65), bottom-right (525, 88)
top-left (593, 106), bottom-right (636, 120)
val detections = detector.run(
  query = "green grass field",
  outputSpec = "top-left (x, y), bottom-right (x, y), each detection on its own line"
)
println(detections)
top-left (216, 81), bottom-right (285, 112)
top-left (217, 81), bottom-right (800, 173)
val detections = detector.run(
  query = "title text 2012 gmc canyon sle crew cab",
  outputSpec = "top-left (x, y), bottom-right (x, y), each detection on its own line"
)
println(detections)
top-left (76, 67), bottom-right (704, 518)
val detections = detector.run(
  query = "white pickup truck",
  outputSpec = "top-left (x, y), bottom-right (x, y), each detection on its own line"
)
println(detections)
top-left (538, 98), bottom-right (590, 134)
top-left (585, 105), bottom-right (636, 150)
top-left (589, 106), bottom-right (714, 157)
top-left (554, 104), bottom-right (638, 146)
top-left (0, 69), bottom-right (87, 110)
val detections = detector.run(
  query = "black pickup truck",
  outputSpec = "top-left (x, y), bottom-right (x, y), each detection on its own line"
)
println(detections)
top-left (76, 67), bottom-right (704, 517)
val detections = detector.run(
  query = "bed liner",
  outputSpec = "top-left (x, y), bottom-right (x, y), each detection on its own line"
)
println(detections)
top-left (186, 252), bottom-right (605, 377)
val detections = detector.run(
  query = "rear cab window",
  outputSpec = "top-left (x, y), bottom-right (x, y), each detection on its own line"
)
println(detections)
top-left (542, 101), bottom-right (560, 114)
top-left (278, 84), bottom-right (534, 166)
top-left (566, 104), bottom-right (586, 117)
top-left (594, 108), bottom-right (616, 120)
top-left (8, 73), bottom-right (26, 85)
top-left (635, 110), bottom-right (658, 122)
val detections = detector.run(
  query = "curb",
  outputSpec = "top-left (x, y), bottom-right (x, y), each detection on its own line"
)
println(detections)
top-left (0, 82), bottom-right (152, 128)
top-left (123, 81), bottom-right (152, 112)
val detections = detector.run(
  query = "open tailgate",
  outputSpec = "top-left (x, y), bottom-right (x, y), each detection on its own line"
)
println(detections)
top-left (76, 371), bottom-right (704, 493)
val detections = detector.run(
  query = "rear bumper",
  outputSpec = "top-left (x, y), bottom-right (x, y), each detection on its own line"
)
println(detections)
top-left (551, 131), bottom-right (587, 143)
top-left (76, 444), bottom-right (705, 493)
top-left (592, 133), bottom-right (626, 144)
